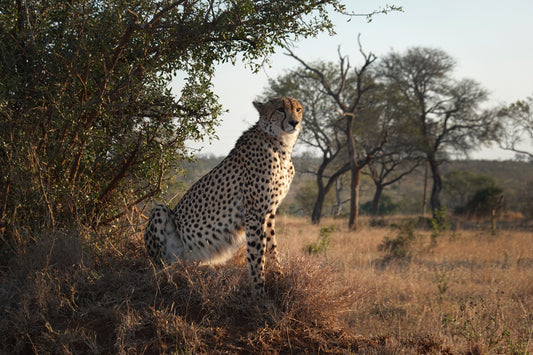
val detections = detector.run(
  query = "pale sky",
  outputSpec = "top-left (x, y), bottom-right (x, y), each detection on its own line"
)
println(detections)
top-left (175, 0), bottom-right (533, 160)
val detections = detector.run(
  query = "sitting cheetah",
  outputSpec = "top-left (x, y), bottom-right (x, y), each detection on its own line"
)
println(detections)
top-left (145, 97), bottom-right (303, 300)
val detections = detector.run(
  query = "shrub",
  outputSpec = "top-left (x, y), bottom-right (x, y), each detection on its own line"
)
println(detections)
top-left (444, 170), bottom-right (505, 218)
top-left (444, 170), bottom-right (497, 209)
top-left (456, 186), bottom-right (505, 217)
top-left (360, 194), bottom-right (400, 216)
top-left (304, 225), bottom-right (335, 255)
top-left (0, 0), bottom-right (350, 256)
top-left (378, 219), bottom-right (420, 262)
top-left (429, 207), bottom-right (450, 246)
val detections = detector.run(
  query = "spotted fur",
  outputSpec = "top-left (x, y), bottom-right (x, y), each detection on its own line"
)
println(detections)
top-left (144, 97), bottom-right (303, 300)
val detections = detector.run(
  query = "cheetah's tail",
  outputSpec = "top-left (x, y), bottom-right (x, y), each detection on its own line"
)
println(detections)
top-left (144, 204), bottom-right (177, 264)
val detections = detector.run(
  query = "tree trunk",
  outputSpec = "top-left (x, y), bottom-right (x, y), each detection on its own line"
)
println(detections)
top-left (349, 167), bottom-right (361, 230)
top-left (333, 176), bottom-right (343, 216)
top-left (311, 184), bottom-right (326, 224)
top-left (311, 157), bottom-right (328, 224)
top-left (372, 183), bottom-right (384, 216)
top-left (428, 155), bottom-right (442, 217)
top-left (346, 116), bottom-right (359, 231)
top-left (421, 159), bottom-right (429, 217)
top-left (311, 162), bottom-right (351, 224)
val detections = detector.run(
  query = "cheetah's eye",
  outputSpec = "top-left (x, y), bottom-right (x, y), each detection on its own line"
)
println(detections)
top-left (276, 107), bottom-right (285, 113)
top-left (296, 107), bottom-right (302, 113)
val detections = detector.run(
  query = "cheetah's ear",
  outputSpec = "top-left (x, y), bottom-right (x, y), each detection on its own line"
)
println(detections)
top-left (253, 100), bottom-right (267, 115)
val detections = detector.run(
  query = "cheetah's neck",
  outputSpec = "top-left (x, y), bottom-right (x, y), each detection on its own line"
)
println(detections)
top-left (253, 123), bottom-right (299, 153)
top-left (278, 131), bottom-right (299, 151)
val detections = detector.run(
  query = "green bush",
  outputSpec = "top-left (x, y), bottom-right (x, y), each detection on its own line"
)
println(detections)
top-left (0, 0), bottom-right (349, 254)
top-left (360, 194), bottom-right (400, 216)
top-left (430, 207), bottom-right (450, 246)
top-left (443, 170), bottom-right (505, 217)
top-left (378, 219), bottom-right (420, 262)
top-left (456, 186), bottom-right (505, 217)
top-left (304, 226), bottom-right (335, 255)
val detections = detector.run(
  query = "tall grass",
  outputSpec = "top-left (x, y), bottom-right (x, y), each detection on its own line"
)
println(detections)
top-left (1, 215), bottom-right (532, 354)
top-left (276, 216), bottom-right (533, 354)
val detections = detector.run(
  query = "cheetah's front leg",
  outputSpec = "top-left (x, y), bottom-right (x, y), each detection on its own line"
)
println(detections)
top-left (264, 213), bottom-right (282, 275)
top-left (245, 210), bottom-right (267, 300)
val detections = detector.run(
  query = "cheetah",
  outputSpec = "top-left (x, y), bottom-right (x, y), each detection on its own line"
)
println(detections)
top-left (144, 97), bottom-right (303, 300)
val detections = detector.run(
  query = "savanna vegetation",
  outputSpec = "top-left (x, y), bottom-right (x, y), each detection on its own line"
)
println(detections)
top-left (1, 216), bottom-right (532, 353)
top-left (1, 1), bottom-right (532, 354)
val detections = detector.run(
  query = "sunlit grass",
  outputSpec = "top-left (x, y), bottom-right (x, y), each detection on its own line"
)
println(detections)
top-left (1, 215), bottom-right (532, 353)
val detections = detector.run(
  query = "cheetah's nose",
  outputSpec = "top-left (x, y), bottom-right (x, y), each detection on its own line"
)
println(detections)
top-left (288, 120), bottom-right (299, 128)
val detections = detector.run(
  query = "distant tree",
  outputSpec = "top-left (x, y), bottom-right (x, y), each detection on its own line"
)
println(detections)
top-left (378, 47), bottom-right (499, 218)
top-left (366, 152), bottom-right (422, 216)
top-left (498, 95), bottom-right (533, 160)
top-left (261, 61), bottom-right (350, 224)
top-left (0, 0), bottom-right (367, 239)
top-left (287, 43), bottom-right (383, 230)
top-left (358, 81), bottom-right (424, 215)
top-left (360, 193), bottom-right (400, 216)
top-left (443, 171), bottom-right (498, 213)
top-left (458, 186), bottom-right (504, 218)
top-left (519, 180), bottom-right (533, 218)
top-left (293, 178), bottom-right (336, 216)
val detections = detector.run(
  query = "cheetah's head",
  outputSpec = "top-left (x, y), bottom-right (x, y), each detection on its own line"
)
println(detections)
top-left (253, 97), bottom-right (303, 139)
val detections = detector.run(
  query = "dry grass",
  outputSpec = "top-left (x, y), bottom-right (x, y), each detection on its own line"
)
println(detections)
top-left (278, 217), bottom-right (533, 354)
top-left (1, 216), bottom-right (532, 354)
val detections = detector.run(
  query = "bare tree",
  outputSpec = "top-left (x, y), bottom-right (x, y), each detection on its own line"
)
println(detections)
top-left (366, 150), bottom-right (422, 215)
top-left (378, 47), bottom-right (499, 217)
top-left (287, 41), bottom-right (379, 230)
top-left (261, 63), bottom-right (349, 224)
top-left (356, 80), bottom-right (423, 215)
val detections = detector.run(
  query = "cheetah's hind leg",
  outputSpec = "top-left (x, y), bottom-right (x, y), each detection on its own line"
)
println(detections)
top-left (144, 204), bottom-right (180, 264)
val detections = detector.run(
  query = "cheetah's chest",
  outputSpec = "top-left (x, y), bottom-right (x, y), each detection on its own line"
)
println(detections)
top-left (264, 150), bottom-right (294, 209)
top-left (239, 145), bottom-right (294, 212)
top-left (271, 156), bottom-right (294, 194)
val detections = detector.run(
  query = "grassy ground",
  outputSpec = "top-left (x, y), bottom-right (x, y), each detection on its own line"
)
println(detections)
top-left (1, 216), bottom-right (532, 354)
